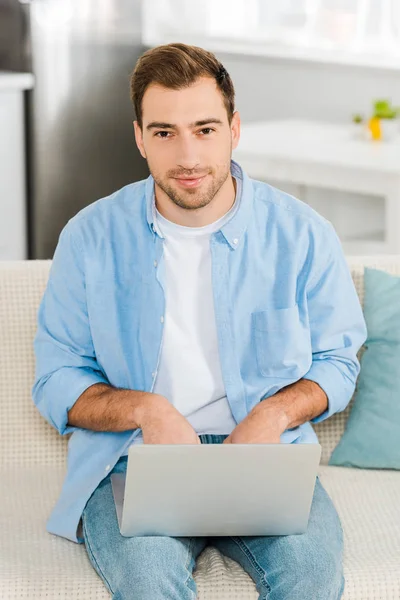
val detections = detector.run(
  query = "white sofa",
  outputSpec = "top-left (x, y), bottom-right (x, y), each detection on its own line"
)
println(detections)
top-left (1, 258), bottom-right (399, 600)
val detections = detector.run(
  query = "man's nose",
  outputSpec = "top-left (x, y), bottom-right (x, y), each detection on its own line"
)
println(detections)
top-left (175, 136), bottom-right (200, 171)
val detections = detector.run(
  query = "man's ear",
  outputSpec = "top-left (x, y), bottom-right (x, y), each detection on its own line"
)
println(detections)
top-left (231, 111), bottom-right (241, 151)
top-left (133, 120), bottom-right (147, 159)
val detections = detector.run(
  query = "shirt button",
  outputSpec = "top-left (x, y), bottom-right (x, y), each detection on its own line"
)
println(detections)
top-left (154, 260), bottom-right (157, 267)
top-left (160, 316), bottom-right (164, 323)
top-left (105, 465), bottom-right (111, 472)
top-left (152, 371), bottom-right (156, 378)
top-left (233, 238), bottom-right (239, 245)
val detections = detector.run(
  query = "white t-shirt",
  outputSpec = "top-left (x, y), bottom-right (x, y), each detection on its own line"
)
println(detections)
top-left (122, 176), bottom-right (241, 452)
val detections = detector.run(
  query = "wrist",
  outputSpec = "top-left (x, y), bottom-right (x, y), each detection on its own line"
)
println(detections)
top-left (252, 398), bottom-right (289, 434)
top-left (130, 392), bottom-right (166, 429)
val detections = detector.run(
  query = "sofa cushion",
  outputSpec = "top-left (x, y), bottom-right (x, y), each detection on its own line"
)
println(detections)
top-left (1, 464), bottom-right (399, 599)
top-left (312, 256), bottom-right (400, 464)
top-left (330, 267), bottom-right (400, 470)
top-left (318, 465), bottom-right (400, 599)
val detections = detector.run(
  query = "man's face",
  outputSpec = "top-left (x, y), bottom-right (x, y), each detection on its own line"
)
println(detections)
top-left (134, 76), bottom-right (240, 211)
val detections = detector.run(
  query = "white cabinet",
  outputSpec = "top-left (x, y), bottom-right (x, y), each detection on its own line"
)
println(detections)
top-left (0, 72), bottom-right (34, 260)
top-left (233, 120), bottom-right (400, 255)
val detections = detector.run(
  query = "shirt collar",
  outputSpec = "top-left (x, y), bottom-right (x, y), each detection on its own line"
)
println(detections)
top-left (145, 159), bottom-right (254, 250)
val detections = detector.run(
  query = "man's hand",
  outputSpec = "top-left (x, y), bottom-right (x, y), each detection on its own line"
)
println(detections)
top-left (223, 402), bottom-right (288, 444)
top-left (223, 379), bottom-right (328, 444)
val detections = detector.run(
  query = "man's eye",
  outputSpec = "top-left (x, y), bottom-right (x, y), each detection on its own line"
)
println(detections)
top-left (155, 131), bottom-right (171, 138)
top-left (199, 128), bottom-right (214, 135)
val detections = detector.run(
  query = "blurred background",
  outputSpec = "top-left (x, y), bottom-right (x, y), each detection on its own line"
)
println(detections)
top-left (1, 0), bottom-right (400, 259)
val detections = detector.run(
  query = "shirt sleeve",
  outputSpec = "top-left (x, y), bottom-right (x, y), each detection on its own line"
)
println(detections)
top-left (302, 221), bottom-right (367, 423)
top-left (32, 223), bottom-right (109, 436)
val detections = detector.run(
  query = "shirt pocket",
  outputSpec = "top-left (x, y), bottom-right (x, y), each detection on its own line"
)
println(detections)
top-left (251, 303), bottom-right (311, 379)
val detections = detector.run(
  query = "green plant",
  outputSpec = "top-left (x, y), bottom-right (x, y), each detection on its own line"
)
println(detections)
top-left (352, 114), bottom-right (363, 124)
top-left (373, 99), bottom-right (397, 119)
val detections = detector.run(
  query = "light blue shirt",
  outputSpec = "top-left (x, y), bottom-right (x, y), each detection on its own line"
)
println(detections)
top-left (32, 159), bottom-right (367, 543)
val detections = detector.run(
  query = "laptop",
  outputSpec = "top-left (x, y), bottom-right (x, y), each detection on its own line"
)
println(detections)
top-left (111, 442), bottom-right (321, 537)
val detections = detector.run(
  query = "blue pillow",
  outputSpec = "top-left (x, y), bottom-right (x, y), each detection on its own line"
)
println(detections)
top-left (329, 267), bottom-right (400, 470)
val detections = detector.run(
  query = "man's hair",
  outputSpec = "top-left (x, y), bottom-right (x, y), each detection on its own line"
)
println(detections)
top-left (130, 43), bottom-right (235, 129)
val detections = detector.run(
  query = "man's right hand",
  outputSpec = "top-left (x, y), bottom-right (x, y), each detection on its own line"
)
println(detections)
top-left (136, 394), bottom-right (201, 445)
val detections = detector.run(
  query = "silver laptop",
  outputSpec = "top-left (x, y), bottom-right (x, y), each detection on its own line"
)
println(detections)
top-left (111, 442), bottom-right (321, 537)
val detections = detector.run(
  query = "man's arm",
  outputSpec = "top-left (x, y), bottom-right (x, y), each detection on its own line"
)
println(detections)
top-left (224, 379), bottom-right (328, 444)
top-left (225, 220), bottom-right (367, 444)
top-left (67, 383), bottom-right (202, 444)
top-left (32, 221), bottom-right (201, 444)
top-left (32, 222), bottom-right (143, 436)
top-left (264, 222), bottom-right (367, 428)
top-left (249, 379), bottom-right (327, 438)
top-left (66, 383), bottom-right (157, 432)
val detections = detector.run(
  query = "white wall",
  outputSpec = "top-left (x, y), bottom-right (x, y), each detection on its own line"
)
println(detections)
top-left (221, 54), bottom-right (400, 125)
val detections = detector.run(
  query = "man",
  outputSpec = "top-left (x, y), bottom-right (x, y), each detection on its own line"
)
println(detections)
top-left (32, 42), bottom-right (367, 599)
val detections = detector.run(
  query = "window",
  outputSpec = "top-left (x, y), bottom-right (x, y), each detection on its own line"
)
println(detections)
top-left (142, 0), bottom-right (400, 69)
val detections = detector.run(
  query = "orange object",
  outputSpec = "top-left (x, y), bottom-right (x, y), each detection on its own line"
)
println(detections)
top-left (368, 117), bottom-right (382, 141)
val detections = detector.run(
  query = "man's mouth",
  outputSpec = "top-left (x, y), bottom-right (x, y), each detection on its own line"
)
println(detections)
top-left (174, 175), bottom-right (207, 188)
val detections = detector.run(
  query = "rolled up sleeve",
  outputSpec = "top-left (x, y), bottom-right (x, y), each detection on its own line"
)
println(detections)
top-left (32, 223), bottom-right (109, 436)
top-left (302, 222), bottom-right (367, 423)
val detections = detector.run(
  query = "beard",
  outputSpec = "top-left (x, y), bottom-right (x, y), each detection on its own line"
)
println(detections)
top-left (150, 162), bottom-right (231, 211)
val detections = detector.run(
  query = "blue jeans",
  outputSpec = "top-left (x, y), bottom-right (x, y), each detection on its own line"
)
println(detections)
top-left (82, 434), bottom-right (345, 599)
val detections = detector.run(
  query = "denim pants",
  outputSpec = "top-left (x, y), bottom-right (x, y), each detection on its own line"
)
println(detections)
top-left (82, 434), bottom-right (345, 600)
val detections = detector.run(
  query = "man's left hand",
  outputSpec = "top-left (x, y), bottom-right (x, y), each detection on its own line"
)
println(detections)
top-left (223, 403), bottom-right (288, 444)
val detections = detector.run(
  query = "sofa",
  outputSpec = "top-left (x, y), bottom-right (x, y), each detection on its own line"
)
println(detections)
top-left (0, 257), bottom-right (399, 600)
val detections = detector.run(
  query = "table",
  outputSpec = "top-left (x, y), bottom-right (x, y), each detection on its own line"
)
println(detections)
top-left (233, 119), bottom-right (400, 254)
